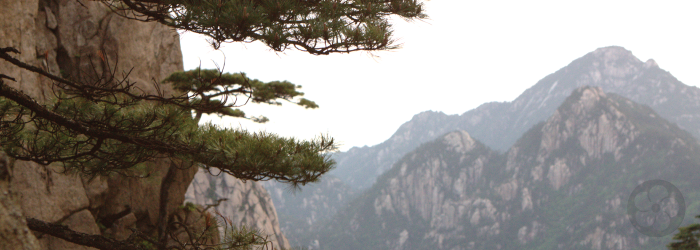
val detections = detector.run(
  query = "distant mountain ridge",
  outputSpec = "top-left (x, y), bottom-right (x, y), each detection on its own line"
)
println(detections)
top-left (261, 175), bottom-right (357, 247)
top-left (317, 86), bottom-right (700, 250)
top-left (269, 46), bottom-right (700, 247)
top-left (331, 46), bottom-right (700, 190)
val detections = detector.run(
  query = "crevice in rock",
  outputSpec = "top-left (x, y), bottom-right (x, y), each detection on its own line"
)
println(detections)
top-left (0, 152), bottom-right (11, 182)
top-left (54, 45), bottom-right (75, 79)
top-left (98, 206), bottom-right (131, 229)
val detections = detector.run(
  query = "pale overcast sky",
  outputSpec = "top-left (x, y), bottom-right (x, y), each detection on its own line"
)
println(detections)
top-left (179, 0), bottom-right (700, 151)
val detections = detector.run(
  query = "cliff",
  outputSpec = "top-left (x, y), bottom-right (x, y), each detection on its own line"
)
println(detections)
top-left (185, 169), bottom-right (292, 249)
top-left (0, 1), bottom-right (289, 249)
top-left (262, 175), bottom-right (357, 247)
top-left (0, 1), bottom-right (187, 249)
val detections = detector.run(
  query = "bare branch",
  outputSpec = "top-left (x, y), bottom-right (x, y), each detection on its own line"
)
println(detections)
top-left (25, 217), bottom-right (148, 250)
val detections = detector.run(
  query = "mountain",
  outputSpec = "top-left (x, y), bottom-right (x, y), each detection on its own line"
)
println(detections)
top-left (185, 169), bottom-right (291, 249)
top-left (270, 46), bottom-right (700, 247)
top-left (331, 46), bottom-right (700, 191)
top-left (331, 111), bottom-right (460, 189)
top-left (262, 175), bottom-right (357, 247)
top-left (317, 86), bottom-right (700, 250)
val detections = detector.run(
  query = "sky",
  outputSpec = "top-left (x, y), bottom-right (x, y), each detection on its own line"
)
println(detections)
top-left (179, 0), bottom-right (700, 151)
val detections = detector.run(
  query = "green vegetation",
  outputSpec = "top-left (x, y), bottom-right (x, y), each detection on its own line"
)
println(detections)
top-left (668, 215), bottom-right (700, 249)
top-left (0, 0), bottom-right (427, 249)
top-left (105, 0), bottom-right (425, 54)
top-left (179, 202), bottom-right (198, 212)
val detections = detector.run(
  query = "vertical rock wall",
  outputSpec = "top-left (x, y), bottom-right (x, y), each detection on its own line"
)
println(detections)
top-left (1, 2), bottom-right (292, 250)
top-left (186, 169), bottom-right (292, 249)
top-left (0, 0), bottom-right (190, 249)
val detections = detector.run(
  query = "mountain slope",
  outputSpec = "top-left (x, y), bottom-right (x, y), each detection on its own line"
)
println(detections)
top-left (331, 46), bottom-right (700, 190)
top-left (261, 175), bottom-right (357, 247)
top-left (185, 169), bottom-right (291, 249)
top-left (332, 111), bottom-right (459, 189)
top-left (317, 86), bottom-right (700, 250)
top-left (274, 46), bottom-right (700, 247)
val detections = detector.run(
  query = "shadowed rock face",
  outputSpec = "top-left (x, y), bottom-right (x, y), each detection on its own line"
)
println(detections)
top-left (0, 152), bottom-right (41, 250)
top-left (317, 87), bottom-right (700, 250)
top-left (185, 169), bottom-right (292, 250)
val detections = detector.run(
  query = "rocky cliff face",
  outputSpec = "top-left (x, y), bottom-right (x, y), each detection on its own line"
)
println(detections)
top-left (0, 152), bottom-right (41, 250)
top-left (0, 1), bottom-right (188, 249)
top-left (0, 1), bottom-right (282, 250)
top-left (317, 87), bottom-right (700, 249)
top-left (262, 175), bottom-right (357, 248)
top-left (1, 2), bottom-right (292, 249)
top-left (185, 169), bottom-right (291, 249)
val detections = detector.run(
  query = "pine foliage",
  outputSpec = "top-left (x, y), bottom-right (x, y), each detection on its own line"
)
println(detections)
top-left (0, 49), bottom-right (334, 185)
top-left (103, 0), bottom-right (426, 53)
top-left (0, 0), bottom-right (426, 249)
top-left (668, 216), bottom-right (700, 250)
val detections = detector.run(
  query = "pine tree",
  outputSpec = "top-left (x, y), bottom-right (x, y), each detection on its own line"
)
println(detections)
top-left (0, 0), bottom-right (425, 249)
top-left (668, 216), bottom-right (700, 250)
top-left (106, 0), bottom-right (426, 53)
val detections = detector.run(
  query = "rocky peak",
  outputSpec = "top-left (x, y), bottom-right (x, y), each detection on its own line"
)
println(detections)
top-left (644, 58), bottom-right (659, 68)
top-left (330, 110), bottom-right (458, 190)
top-left (389, 111), bottom-right (455, 144)
top-left (278, 46), bottom-right (700, 247)
top-left (317, 86), bottom-right (700, 250)
top-left (328, 45), bottom-right (700, 193)
top-left (570, 86), bottom-right (607, 109)
top-left (591, 46), bottom-right (638, 61)
top-left (443, 130), bottom-right (476, 153)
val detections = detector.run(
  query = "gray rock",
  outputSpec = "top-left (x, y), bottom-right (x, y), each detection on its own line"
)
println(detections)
top-left (44, 7), bottom-right (57, 30)
top-left (0, 1), bottom-right (212, 249)
top-left (317, 86), bottom-right (700, 249)
top-left (186, 169), bottom-right (292, 249)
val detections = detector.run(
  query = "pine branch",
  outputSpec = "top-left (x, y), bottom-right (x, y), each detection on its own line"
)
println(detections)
top-left (101, 0), bottom-right (426, 54)
top-left (0, 78), bottom-right (191, 155)
top-left (1, 67), bottom-right (335, 185)
top-left (25, 217), bottom-right (148, 250)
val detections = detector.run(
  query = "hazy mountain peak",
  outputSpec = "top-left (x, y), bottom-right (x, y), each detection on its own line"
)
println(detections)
top-left (281, 47), bottom-right (700, 248)
top-left (571, 86), bottom-right (607, 107)
top-left (591, 46), bottom-right (637, 60)
top-left (330, 45), bottom-right (700, 191)
top-left (319, 87), bottom-right (700, 250)
top-left (644, 58), bottom-right (659, 68)
top-left (412, 110), bottom-right (448, 120)
top-left (442, 130), bottom-right (477, 153)
top-left (532, 86), bottom-right (638, 163)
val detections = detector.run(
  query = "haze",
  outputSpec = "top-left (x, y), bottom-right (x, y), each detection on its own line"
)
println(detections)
top-left (179, 0), bottom-right (700, 151)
